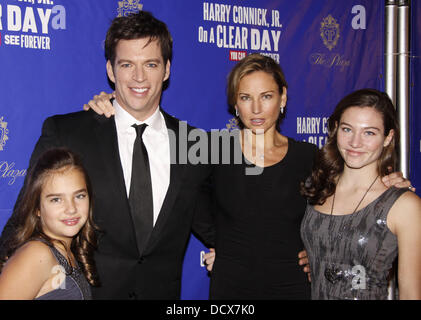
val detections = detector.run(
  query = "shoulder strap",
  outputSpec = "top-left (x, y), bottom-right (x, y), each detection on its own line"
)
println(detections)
top-left (31, 238), bottom-right (72, 274)
top-left (377, 187), bottom-right (409, 220)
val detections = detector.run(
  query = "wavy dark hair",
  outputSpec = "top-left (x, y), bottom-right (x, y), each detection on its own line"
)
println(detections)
top-left (105, 10), bottom-right (173, 67)
top-left (0, 148), bottom-right (100, 286)
top-left (227, 53), bottom-right (288, 131)
top-left (301, 88), bottom-right (399, 205)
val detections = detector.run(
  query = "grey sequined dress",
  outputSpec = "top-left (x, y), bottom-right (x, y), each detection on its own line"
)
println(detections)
top-left (301, 187), bottom-right (408, 300)
top-left (33, 238), bottom-right (92, 300)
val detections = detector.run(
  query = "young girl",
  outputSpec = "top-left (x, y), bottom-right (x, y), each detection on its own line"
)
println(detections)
top-left (301, 89), bottom-right (421, 300)
top-left (0, 148), bottom-right (99, 299)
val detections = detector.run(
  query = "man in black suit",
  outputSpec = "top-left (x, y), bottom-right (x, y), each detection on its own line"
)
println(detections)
top-left (0, 11), bottom-right (213, 299)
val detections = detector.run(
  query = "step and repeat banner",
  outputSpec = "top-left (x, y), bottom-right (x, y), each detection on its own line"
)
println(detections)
top-left (2, 0), bottom-right (416, 300)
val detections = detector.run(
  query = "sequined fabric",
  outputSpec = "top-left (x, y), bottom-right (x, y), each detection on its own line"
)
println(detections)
top-left (301, 187), bottom-right (408, 300)
top-left (32, 238), bottom-right (92, 300)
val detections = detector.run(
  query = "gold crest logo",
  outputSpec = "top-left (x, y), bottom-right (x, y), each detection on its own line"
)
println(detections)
top-left (0, 116), bottom-right (9, 151)
top-left (320, 15), bottom-right (340, 51)
top-left (226, 117), bottom-right (240, 131)
top-left (117, 0), bottom-right (143, 17)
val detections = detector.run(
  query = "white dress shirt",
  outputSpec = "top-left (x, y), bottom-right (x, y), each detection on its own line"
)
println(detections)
top-left (114, 100), bottom-right (170, 226)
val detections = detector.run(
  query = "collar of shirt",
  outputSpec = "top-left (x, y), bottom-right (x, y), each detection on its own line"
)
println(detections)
top-left (113, 100), bottom-right (167, 138)
top-left (112, 100), bottom-right (171, 224)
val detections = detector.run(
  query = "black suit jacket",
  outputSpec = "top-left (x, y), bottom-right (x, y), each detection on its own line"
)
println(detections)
top-left (0, 109), bottom-right (214, 299)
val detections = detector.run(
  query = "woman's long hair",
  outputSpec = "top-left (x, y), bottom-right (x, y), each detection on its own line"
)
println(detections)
top-left (301, 89), bottom-right (399, 205)
top-left (0, 148), bottom-right (100, 286)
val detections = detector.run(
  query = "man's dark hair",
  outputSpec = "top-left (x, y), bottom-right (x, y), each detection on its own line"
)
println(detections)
top-left (105, 11), bottom-right (173, 66)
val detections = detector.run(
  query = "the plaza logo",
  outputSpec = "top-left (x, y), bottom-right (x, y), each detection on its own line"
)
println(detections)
top-left (320, 15), bottom-right (340, 51)
top-left (309, 14), bottom-right (350, 73)
top-left (117, 0), bottom-right (143, 17)
top-left (0, 116), bottom-right (9, 151)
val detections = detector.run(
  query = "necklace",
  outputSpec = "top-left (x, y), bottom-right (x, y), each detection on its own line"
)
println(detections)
top-left (330, 175), bottom-right (379, 215)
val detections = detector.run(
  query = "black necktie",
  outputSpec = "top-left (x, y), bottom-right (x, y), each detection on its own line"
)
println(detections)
top-left (129, 123), bottom-right (153, 256)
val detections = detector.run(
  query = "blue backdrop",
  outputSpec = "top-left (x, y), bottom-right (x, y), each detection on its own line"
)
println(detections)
top-left (0, 0), bottom-right (418, 300)
top-left (410, 0), bottom-right (421, 205)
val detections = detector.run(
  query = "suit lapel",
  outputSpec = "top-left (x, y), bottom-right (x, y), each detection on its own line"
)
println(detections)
top-left (145, 111), bottom-right (186, 253)
top-left (93, 114), bottom-right (128, 200)
top-left (92, 114), bottom-right (140, 250)
top-left (93, 110), bottom-right (188, 256)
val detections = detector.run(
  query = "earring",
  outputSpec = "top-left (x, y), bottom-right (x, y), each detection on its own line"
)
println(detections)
top-left (235, 108), bottom-right (239, 117)
top-left (280, 105), bottom-right (284, 114)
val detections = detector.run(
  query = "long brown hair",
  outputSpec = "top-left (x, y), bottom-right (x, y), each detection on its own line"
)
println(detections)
top-left (302, 88), bottom-right (399, 205)
top-left (0, 148), bottom-right (100, 286)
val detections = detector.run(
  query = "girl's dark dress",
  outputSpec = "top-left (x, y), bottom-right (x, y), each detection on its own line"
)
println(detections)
top-left (209, 137), bottom-right (316, 299)
top-left (34, 238), bottom-right (91, 300)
